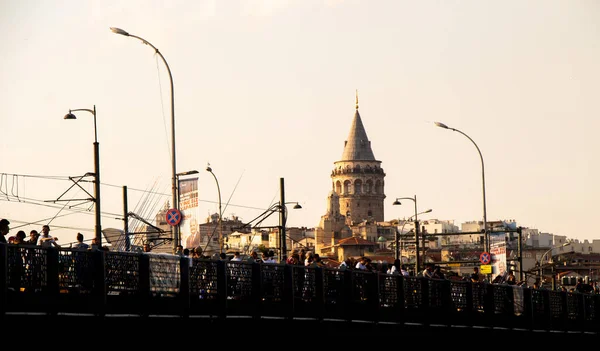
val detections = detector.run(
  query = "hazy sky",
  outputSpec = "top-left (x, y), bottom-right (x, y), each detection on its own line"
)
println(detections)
top-left (1, 0), bottom-right (599, 246)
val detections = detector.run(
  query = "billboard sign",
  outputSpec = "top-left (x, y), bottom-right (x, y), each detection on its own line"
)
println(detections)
top-left (490, 241), bottom-right (507, 282)
top-left (178, 177), bottom-right (199, 249)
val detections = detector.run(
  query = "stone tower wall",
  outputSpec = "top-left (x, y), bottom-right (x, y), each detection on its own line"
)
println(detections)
top-left (331, 160), bottom-right (386, 223)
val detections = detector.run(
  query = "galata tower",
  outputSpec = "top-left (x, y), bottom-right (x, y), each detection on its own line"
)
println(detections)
top-left (331, 94), bottom-right (386, 224)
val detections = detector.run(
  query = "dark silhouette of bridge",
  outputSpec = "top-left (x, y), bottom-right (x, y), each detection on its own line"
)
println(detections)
top-left (1, 244), bottom-right (598, 340)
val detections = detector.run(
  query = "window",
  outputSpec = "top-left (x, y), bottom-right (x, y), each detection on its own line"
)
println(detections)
top-left (354, 179), bottom-right (362, 194)
top-left (344, 180), bottom-right (351, 194)
top-left (375, 180), bottom-right (382, 194)
top-left (335, 181), bottom-right (342, 194)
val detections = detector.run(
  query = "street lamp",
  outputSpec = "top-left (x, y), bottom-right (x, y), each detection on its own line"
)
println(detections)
top-left (538, 241), bottom-right (571, 289)
top-left (278, 200), bottom-right (302, 262)
top-left (393, 195), bottom-right (431, 273)
top-left (251, 198), bottom-right (302, 263)
top-left (434, 121), bottom-right (489, 253)
top-left (110, 26), bottom-right (179, 251)
top-left (277, 178), bottom-right (303, 262)
top-left (206, 165), bottom-right (223, 254)
top-left (64, 105), bottom-right (102, 247)
top-left (231, 178), bottom-right (300, 261)
top-left (396, 209), bottom-right (432, 270)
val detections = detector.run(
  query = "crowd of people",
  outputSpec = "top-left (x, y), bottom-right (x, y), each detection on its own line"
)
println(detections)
top-left (4, 218), bottom-right (598, 294)
top-left (0, 218), bottom-right (108, 251)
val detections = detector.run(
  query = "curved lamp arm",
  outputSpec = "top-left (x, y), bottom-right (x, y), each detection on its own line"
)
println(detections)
top-left (111, 26), bottom-right (179, 250)
top-left (65, 106), bottom-right (97, 143)
top-left (435, 121), bottom-right (487, 249)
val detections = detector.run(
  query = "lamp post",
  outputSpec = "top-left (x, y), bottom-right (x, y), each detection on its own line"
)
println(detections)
top-left (277, 177), bottom-right (302, 262)
top-left (64, 105), bottom-right (102, 247)
top-left (434, 122), bottom-right (489, 253)
top-left (206, 165), bottom-right (223, 254)
top-left (110, 27), bottom-right (179, 251)
top-left (396, 209), bottom-right (432, 272)
top-left (393, 195), bottom-right (431, 273)
top-left (538, 241), bottom-right (571, 289)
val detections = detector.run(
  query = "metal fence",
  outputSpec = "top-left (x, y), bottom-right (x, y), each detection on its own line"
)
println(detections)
top-left (1, 243), bottom-right (598, 333)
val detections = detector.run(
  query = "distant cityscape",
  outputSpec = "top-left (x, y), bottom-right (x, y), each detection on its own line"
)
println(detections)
top-left (101, 99), bottom-right (600, 290)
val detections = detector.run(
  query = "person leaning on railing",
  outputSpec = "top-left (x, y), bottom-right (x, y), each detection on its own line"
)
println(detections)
top-left (0, 218), bottom-right (10, 243)
top-left (38, 225), bottom-right (60, 248)
top-left (27, 230), bottom-right (40, 245)
top-left (470, 267), bottom-right (481, 283)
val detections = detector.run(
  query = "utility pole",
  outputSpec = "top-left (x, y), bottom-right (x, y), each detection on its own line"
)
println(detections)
top-left (279, 177), bottom-right (287, 263)
top-left (123, 186), bottom-right (130, 252)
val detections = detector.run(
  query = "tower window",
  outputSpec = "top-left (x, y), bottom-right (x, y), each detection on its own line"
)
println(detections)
top-left (344, 180), bottom-right (351, 194)
top-left (354, 179), bottom-right (362, 194)
top-left (365, 180), bottom-right (373, 194)
top-left (375, 180), bottom-right (382, 194)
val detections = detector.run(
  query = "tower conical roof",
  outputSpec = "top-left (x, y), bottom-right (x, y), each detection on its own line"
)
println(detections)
top-left (340, 107), bottom-right (376, 161)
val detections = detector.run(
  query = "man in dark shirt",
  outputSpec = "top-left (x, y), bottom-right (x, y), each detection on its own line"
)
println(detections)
top-left (506, 270), bottom-right (517, 285)
top-left (73, 233), bottom-right (89, 251)
top-left (0, 218), bottom-right (10, 243)
top-left (470, 267), bottom-right (480, 282)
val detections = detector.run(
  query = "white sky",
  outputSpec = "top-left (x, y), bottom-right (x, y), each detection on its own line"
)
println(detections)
top-left (1, 0), bottom-right (599, 246)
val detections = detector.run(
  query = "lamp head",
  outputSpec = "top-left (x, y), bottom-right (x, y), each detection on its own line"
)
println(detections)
top-left (110, 27), bottom-right (130, 36)
top-left (392, 199), bottom-right (401, 206)
top-left (293, 203), bottom-right (302, 209)
top-left (434, 121), bottom-right (449, 129)
top-left (206, 166), bottom-right (212, 172)
top-left (64, 112), bottom-right (77, 120)
top-left (424, 209), bottom-right (433, 214)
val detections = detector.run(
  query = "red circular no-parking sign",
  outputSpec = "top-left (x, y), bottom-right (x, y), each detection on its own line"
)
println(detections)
top-left (166, 208), bottom-right (182, 226)
top-left (479, 252), bottom-right (491, 265)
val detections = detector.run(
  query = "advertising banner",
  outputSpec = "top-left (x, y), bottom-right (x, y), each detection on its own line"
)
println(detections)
top-left (490, 241), bottom-right (507, 282)
top-left (178, 177), bottom-right (199, 250)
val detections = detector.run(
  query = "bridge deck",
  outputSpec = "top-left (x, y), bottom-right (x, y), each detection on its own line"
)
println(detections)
top-left (1, 244), bottom-right (599, 339)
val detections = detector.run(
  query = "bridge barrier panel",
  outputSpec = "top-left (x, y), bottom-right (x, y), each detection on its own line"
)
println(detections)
top-left (1, 243), bottom-right (599, 334)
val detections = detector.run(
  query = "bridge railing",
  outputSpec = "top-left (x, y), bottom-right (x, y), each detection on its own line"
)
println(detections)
top-left (1, 244), bottom-right (598, 332)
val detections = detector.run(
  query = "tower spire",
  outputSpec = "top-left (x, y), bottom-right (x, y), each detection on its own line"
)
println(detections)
top-left (341, 92), bottom-right (375, 161)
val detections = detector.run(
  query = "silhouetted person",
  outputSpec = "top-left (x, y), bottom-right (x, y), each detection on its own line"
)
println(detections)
top-left (0, 218), bottom-right (10, 243)
top-left (72, 233), bottom-right (89, 251)
top-left (470, 267), bottom-right (480, 283)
